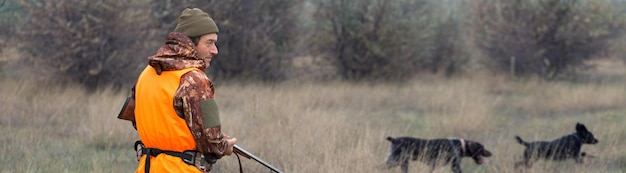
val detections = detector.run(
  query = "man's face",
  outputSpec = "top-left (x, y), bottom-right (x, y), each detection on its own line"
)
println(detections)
top-left (196, 33), bottom-right (218, 67)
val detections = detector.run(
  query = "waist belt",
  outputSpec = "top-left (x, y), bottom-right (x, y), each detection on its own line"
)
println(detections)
top-left (135, 141), bottom-right (217, 173)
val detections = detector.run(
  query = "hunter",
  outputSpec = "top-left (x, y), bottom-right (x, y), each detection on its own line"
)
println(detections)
top-left (118, 8), bottom-right (237, 173)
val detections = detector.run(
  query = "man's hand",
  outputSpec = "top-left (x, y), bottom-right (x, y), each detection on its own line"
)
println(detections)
top-left (223, 134), bottom-right (237, 156)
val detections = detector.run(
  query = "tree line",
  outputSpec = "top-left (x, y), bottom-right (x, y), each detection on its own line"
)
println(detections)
top-left (1, 0), bottom-right (625, 89)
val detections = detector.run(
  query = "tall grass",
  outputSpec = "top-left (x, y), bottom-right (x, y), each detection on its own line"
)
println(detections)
top-left (1, 65), bottom-right (625, 172)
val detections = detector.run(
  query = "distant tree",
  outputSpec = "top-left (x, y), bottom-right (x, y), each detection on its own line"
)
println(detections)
top-left (471, 0), bottom-right (626, 79)
top-left (0, 0), bottom-right (16, 34)
top-left (426, 7), bottom-right (469, 77)
top-left (17, 0), bottom-right (156, 89)
top-left (204, 0), bottom-right (304, 81)
top-left (0, 0), bottom-right (19, 71)
top-left (313, 0), bottom-right (439, 81)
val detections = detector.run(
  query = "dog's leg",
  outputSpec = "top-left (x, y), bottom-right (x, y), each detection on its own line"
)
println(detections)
top-left (575, 158), bottom-right (583, 164)
top-left (581, 152), bottom-right (596, 159)
top-left (525, 157), bottom-right (536, 168)
top-left (572, 150), bottom-right (583, 163)
top-left (400, 159), bottom-right (409, 173)
top-left (574, 155), bottom-right (584, 164)
top-left (522, 150), bottom-right (534, 168)
top-left (514, 157), bottom-right (532, 171)
top-left (451, 157), bottom-right (462, 173)
top-left (515, 159), bottom-right (534, 173)
top-left (514, 161), bottom-right (524, 170)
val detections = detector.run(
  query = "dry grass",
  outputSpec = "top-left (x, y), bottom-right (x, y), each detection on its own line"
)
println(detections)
top-left (1, 62), bottom-right (625, 173)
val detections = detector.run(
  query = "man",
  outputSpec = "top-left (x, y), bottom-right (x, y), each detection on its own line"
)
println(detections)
top-left (118, 8), bottom-right (237, 173)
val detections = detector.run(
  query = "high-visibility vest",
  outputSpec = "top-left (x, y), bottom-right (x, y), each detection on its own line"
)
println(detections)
top-left (134, 66), bottom-right (202, 173)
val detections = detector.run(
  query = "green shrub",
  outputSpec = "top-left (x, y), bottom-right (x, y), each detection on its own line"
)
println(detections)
top-left (471, 0), bottom-right (626, 79)
top-left (312, 0), bottom-right (431, 80)
top-left (16, 0), bottom-right (156, 89)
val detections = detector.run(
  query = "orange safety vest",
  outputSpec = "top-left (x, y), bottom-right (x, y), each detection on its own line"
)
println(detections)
top-left (134, 66), bottom-right (202, 173)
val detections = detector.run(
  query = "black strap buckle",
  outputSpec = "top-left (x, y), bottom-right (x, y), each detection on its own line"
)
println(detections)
top-left (134, 140), bottom-right (211, 173)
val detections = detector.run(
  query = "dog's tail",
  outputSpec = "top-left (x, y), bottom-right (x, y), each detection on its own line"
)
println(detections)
top-left (515, 136), bottom-right (530, 147)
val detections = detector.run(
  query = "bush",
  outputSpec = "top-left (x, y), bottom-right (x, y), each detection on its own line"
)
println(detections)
top-left (313, 0), bottom-right (443, 81)
top-left (471, 0), bottom-right (626, 79)
top-left (207, 0), bottom-right (304, 81)
top-left (17, 0), bottom-right (156, 89)
top-left (425, 7), bottom-right (470, 77)
top-left (0, 0), bottom-right (21, 72)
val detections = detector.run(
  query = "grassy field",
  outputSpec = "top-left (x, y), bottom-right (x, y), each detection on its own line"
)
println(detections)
top-left (1, 60), bottom-right (625, 173)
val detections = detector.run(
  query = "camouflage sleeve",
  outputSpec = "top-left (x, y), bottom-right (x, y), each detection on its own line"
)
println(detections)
top-left (175, 70), bottom-right (229, 158)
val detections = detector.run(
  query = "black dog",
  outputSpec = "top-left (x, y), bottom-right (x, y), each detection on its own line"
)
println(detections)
top-left (514, 122), bottom-right (599, 168)
top-left (384, 136), bottom-right (492, 173)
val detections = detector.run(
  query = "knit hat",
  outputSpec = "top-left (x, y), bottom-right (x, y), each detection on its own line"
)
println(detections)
top-left (174, 8), bottom-right (219, 37)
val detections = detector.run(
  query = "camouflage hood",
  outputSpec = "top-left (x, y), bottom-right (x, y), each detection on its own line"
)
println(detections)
top-left (148, 32), bottom-right (206, 75)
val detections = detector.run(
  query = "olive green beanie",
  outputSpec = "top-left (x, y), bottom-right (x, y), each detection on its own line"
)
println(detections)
top-left (174, 8), bottom-right (219, 37)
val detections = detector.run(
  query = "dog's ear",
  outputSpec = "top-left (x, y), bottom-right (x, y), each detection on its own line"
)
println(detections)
top-left (576, 123), bottom-right (588, 133)
top-left (466, 141), bottom-right (479, 152)
top-left (482, 149), bottom-right (493, 157)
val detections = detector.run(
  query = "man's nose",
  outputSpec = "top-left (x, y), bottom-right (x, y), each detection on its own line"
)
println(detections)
top-left (210, 46), bottom-right (218, 55)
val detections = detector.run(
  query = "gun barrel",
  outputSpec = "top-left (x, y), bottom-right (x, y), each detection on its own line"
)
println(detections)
top-left (233, 145), bottom-right (284, 173)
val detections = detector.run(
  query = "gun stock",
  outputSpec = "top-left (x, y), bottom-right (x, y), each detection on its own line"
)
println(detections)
top-left (233, 144), bottom-right (284, 173)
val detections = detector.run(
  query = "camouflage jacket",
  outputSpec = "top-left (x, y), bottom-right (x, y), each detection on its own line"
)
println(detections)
top-left (123, 32), bottom-right (228, 158)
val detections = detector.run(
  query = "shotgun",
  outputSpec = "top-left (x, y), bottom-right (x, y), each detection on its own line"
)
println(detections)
top-left (233, 144), bottom-right (284, 173)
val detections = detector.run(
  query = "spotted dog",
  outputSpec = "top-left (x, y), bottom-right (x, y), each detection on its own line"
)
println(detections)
top-left (384, 136), bottom-right (492, 173)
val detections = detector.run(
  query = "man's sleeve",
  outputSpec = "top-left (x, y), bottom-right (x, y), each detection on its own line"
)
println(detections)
top-left (177, 70), bottom-right (229, 158)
